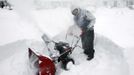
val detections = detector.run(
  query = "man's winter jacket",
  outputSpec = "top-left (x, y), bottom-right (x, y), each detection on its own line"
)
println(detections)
top-left (73, 8), bottom-right (96, 30)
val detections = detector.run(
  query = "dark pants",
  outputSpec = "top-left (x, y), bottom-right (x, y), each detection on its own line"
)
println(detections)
top-left (80, 29), bottom-right (95, 59)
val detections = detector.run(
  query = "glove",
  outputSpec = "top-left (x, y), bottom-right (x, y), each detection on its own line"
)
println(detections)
top-left (58, 57), bottom-right (61, 62)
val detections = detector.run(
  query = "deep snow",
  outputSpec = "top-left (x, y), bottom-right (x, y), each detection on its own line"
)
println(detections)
top-left (0, 5), bottom-right (134, 75)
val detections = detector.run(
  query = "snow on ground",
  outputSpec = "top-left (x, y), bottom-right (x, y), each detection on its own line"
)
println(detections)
top-left (0, 33), bottom-right (129, 75)
top-left (124, 47), bottom-right (134, 75)
top-left (0, 7), bottom-right (134, 75)
top-left (95, 7), bottom-right (134, 48)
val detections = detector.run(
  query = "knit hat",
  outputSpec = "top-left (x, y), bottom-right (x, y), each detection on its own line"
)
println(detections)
top-left (71, 7), bottom-right (81, 16)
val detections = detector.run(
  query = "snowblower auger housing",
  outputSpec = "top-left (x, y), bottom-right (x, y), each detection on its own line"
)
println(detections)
top-left (28, 48), bottom-right (56, 75)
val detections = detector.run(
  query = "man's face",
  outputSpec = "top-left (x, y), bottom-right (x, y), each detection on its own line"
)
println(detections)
top-left (72, 8), bottom-right (79, 16)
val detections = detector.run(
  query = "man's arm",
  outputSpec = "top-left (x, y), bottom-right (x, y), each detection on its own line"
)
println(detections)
top-left (85, 10), bottom-right (96, 30)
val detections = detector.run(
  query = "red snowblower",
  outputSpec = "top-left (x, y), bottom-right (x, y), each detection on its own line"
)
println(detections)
top-left (28, 34), bottom-right (80, 75)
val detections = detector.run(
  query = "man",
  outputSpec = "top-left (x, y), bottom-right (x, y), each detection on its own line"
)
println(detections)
top-left (71, 7), bottom-right (96, 60)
